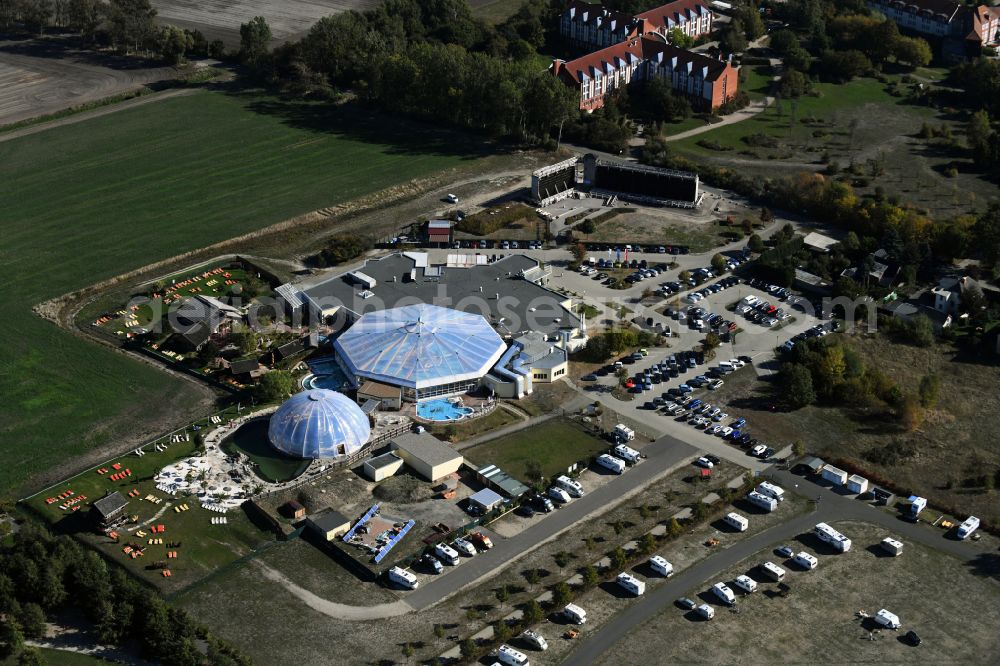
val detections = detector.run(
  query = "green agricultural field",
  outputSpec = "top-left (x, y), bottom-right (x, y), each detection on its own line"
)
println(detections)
top-left (0, 89), bottom-right (480, 497)
top-left (463, 418), bottom-right (609, 480)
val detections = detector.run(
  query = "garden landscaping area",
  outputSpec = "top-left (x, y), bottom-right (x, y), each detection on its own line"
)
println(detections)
top-left (462, 418), bottom-right (609, 480)
top-left (0, 87), bottom-right (481, 497)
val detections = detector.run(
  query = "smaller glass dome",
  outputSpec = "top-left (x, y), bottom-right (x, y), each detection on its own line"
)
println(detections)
top-left (267, 389), bottom-right (371, 459)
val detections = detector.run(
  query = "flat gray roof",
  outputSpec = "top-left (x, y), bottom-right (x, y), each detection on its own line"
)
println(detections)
top-left (309, 509), bottom-right (351, 532)
top-left (299, 253), bottom-right (581, 336)
top-left (366, 451), bottom-right (402, 470)
top-left (390, 432), bottom-right (463, 468)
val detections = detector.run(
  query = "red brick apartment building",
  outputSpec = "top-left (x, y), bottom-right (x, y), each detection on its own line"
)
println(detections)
top-left (552, 35), bottom-right (738, 112)
top-left (559, 0), bottom-right (714, 50)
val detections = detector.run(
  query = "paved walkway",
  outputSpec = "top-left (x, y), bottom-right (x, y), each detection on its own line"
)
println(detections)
top-left (563, 467), bottom-right (991, 664)
top-left (252, 560), bottom-right (411, 621)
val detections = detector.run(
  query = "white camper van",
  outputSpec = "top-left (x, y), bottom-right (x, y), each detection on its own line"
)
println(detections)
top-left (759, 561), bottom-right (785, 582)
top-left (793, 552), bottom-right (818, 570)
top-left (814, 522), bottom-right (852, 552)
top-left (880, 537), bottom-right (904, 556)
top-left (562, 603), bottom-right (587, 625)
top-left (547, 486), bottom-right (571, 504)
top-left (496, 644), bottom-right (530, 666)
top-left (746, 491), bottom-right (777, 513)
top-left (434, 543), bottom-right (460, 566)
top-left (875, 609), bottom-right (901, 630)
top-left (596, 454), bottom-right (627, 474)
top-left (519, 630), bottom-right (548, 651)
top-left (712, 582), bottom-right (736, 605)
top-left (733, 575), bottom-right (758, 594)
top-left (723, 512), bottom-right (749, 532)
top-left (555, 475), bottom-right (584, 498)
top-left (613, 443), bottom-right (642, 464)
top-left (614, 424), bottom-right (635, 441)
top-left (616, 572), bottom-right (646, 596)
top-left (388, 566), bottom-right (418, 590)
top-left (957, 515), bottom-right (980, 540)
top-left (697, 604), bottom-right (715, 620)
top-left (756, 481), bottom-right (785, 503)
top-left (648, 555), bottom-right (674, 577)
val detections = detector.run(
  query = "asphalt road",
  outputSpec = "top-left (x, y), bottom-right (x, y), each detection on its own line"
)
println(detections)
top-left (563, 468), bottom-right (991, 664)
top-left (404, 431), bottom-right (701, 610)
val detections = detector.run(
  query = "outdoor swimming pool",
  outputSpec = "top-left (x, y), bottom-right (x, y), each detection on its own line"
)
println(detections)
top-left (417, 398), bottom-right (474, 421)
top-left (302, 356), bottom-right (349, 391)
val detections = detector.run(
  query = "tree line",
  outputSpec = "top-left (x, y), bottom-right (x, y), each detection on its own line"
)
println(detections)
top-left (0, 523), bottom-right (251, 665)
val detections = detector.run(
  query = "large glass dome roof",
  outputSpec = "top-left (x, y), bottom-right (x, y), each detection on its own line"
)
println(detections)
top-left (267, 389), bottom-right (371, 459)
top-left (334, 304), bottom-right (507, 389)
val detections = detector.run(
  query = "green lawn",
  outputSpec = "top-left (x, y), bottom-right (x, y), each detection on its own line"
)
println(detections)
top-left (744, 64), bottom-right (775, 102)
top-left (463, 418), bottom-right (609, 479)
top-left (1, 648), bottom-right (113, 665)
top-left (0, 89), bottom-right (479, 497)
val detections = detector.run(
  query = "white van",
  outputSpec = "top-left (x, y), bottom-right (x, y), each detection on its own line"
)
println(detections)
top-left (388, 566), bottom-right (418, 590)
top-left (613, 443), bottom-right (641, 464)
top-left (548, 486), bottom-right (571, 504)
top-left (562, 603), bottom-right (587, 624)
top-left (555, 475), bottom-right (584, 498)
top-left (723, 512), bottom-right (749, 532)
top-left (957, 515), bottom-right (980, 539)
top-left (742, 295), bottom-right (759, 306)
top-left (614, 424), bottom-right (635, 441)
top-left (793, 552), bottom-right (818, 570)
top-left (875, 609), bottom-right (901, 630)
top-left (718, 361), bottom-right (734, 373)
top-left (759, 561), bottom-right (785, 582)
top-left (616, 572), bottom-right (646, 596)
top-left (452, 537), bottom-right (477, 557)
top-left (434, 543), bottom-right (460, 566)
top-left (697, 603), bottom-right (715, 620)
top-left (746, 491), bottom-right (777, 513)
top-left (496, 644), bottom-right (530, 666)
top-left (596, 454), bottom-right (626, 474)
top-left (648, 555), bottom-right (674, 577)
top-left (733, 574), bottom-right (757, 594)
top-left (756, 481), bottom-right (785, 503)
top-left (880, 537), bottom-right (904, 556)
top-left (519, 630), bottom-right (548, 651)
top-left (712, 582), bottom-right (736, 605)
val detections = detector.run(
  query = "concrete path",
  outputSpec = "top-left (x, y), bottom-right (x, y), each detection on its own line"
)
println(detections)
top-left (663, 96), bottom-right (773, 143)
top-left (563, 467), bottom-right (992, 664)
top-left (253, 560), bottom-right (411, 621)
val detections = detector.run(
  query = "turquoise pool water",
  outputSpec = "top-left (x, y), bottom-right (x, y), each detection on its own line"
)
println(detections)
top-left (417, 398), bottom-right (474, 421)
top-left (302, 356), bottom-right (349, 391)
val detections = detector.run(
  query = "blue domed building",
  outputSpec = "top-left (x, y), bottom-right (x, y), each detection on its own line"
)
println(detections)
top-left (268, 389), bottom-right (371, 460)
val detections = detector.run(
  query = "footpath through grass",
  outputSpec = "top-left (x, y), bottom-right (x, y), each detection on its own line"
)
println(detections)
top-left (0, 88), bottom-right (480, 497)
top-left (463, 418), bottom-right (609, 479)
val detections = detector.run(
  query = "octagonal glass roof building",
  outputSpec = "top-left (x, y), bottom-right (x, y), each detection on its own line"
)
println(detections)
top-left (334, 304), bottom-right (507, 400)
top-left (267, 389), bottom-right (371, 459)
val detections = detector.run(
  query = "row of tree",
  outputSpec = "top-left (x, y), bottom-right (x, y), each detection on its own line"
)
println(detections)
top-left (0, 523), bottom-right (251, 665)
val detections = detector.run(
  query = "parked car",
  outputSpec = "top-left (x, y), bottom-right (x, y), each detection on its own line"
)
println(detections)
top-left (694, 456), bottom-right (714, 469)
top-left (676, 597), bottom-right (697, 610)
top-left (776, 545), bottom-right (794, 558)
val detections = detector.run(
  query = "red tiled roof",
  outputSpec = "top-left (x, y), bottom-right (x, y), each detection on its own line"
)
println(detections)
top-left (637, 0), bottom-right (711, 31)
top-left (555, 36), bottom-right (729, 85)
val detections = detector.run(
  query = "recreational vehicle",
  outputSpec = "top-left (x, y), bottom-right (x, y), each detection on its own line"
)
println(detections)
top-left (614, 424), bottom-right (635, 441)
top-left (555, 475), bottom-right (584, 498)
top-left (733, 575), bottom-right (757, 594)
top-left (452, 537), bottom-right (477, 557)
top-left (596, 454), bottom-right (627, 474)
top-left (496, 644), bottom-right (530, 666)
top-left (746, 491), bottom-right (777, 513)
top-left (387, 566), bottom-right (418, 590)
top-left (759, 561), bottom-right (785, 581)
top-left (793, 552), bottom-right (818, 570)
top-left (723, 512), bottom-right (749, 532)
top-left (613, 443), bottom-right (642, 464)
top-left (957, 515), bottom-right (980, 540)
top-left (880, 537), bottom-right (903, 556)
top-left (434, 543), bottom-right (460, 566)
top-left (814, 522), bottom-right (852, 552)
top-left (756, 481), bottom-right (785, 503)
top-left (697, 604), bottom-right (715, 620)
top-left (616, 572), bottom-right (646, 596)
top-left (875, 609), bottom-right (900, 630)
top-left (712, 582), bottom-right (736, 605)
top-left (562, 603), bottom-right (587, 624)
top-left (649, 555), bottom-right (674, 577)
top-left (547, 486), bottom-right (571, 504)
top-left (520, 630), bottom-right (548, 651)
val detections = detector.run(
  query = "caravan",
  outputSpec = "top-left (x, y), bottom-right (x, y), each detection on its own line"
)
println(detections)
top-left (697, 604), bottom-right (715, 620)
top-left (496, 644), bottom-right (530, 666)
top-left (723, 512), bottom-right (749, 532)
top-left (957, 515), bottom-right (980, 540)
top-left (814, 522), bottom-right (852, 552)
top-left (746, 491), bottom-right (778, 513)
top-left (555, 475), bottom-right (585, 498)
top-left (562, 603), bottom-right (587, 625)
top-left (648, 555), bottom-right (674, 577)
top-left (759, 561), bottom-right (785, 582)
top-left (733, 575), bottom-right (757, 594)
top-left (875, 609), bottom-right (901, 630)
top-left (614, 424), bottom-right (636, 441)
top-left (613, 443), bottom-right (642, 464)
top-left (793, 552), bottom-right (818, 570)
top-left (434, 543), bottom-right (460, 566)
top-left (387, 566), bottom-right (418, 590)
top-left (712, 582), bottom-right (736, 605)
top-left (756, 481), bottom-right (785, 503)
top-left (597, 454), bottom-right (627, 474)
top-left (616, 572), bottom-right (646, 596)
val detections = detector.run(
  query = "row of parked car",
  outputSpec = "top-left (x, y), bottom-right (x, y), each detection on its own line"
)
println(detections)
top-left (781, 321), bottom-right (840, 351)
top-left (673, 273), bottom-right (743, 302)
top-left (584, 243), bottom-right (690, 255)
top-left (415, 531), bottom-right (495, 575)
top-left (623, 349), bottom-right (706, 393)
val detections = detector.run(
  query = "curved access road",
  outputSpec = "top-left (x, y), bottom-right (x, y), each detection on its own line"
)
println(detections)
top-left (563, 468), bottom-right (989, 665)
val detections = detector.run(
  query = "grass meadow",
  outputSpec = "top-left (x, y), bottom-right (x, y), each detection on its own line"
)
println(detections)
top-left (0, 89), bottom-right (480, 497)
top-left (462, 418), bottom-right (609, 479)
